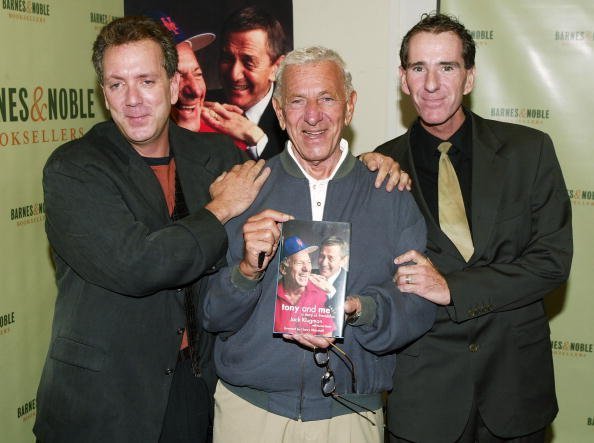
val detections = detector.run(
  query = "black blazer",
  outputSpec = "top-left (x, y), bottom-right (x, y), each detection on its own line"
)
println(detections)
top-left (34, 121), bottom-right (245, 443)
top-left (207, 88), bottom-right (286, 159)
top-left (376, 111), bottom-right (572, 442)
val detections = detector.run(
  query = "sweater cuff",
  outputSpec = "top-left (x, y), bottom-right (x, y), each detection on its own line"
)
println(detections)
top-left (348, 295), bottom-right (376, 327)
top-left (231, 265), bottom-right (264, 291)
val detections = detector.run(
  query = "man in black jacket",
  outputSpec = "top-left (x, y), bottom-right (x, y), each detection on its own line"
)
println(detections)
top-left (376, 13), bottom-right (572, 443)
top-left (33, 16), bottom-right (269, 443)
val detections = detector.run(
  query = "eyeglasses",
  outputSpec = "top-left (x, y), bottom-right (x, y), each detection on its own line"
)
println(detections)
top-left (313, 342), bottom-right (377, 426)
top-left (313, 341), bottom-right (397, 437)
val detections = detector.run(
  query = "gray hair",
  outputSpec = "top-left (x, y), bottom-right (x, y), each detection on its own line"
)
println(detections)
top-left (273, 46), bottom-right (354, 103)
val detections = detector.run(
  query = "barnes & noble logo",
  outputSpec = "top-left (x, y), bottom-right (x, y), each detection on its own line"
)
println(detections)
top-left (1, 86), bottom-right (94, 148)
top-left (90, 11), bottom-right (120, 26)
top-left (469, 29), bottom-right (494, 46)
top-left (2, 0), bottom-right (50, 23)
top-left (551, 339), bottom-right (593, 358)
top-left (0, 311), bottom-right (15, 336)
top-left (17, 398), bottom-right (36, 422)
top-left (1, 86), bottom-right (96, 123)
top-left (489, 106), bottom-right (550, 125)
top-left (10, 202), bottom-right (45, 226)
top-left (555, 30), bottom-right (593, 42)
top-left (568, 189), bottom-right (594, 207)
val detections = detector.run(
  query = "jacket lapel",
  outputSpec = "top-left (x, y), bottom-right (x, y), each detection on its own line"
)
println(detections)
top-left (104, 122), bottom-right (171, 223)
top-left (170, 123), bottom-right (217, 214)
top-left (468, 113), bottom-right (508, 263)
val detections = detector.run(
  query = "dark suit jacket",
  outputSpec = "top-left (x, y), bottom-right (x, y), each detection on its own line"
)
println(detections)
top-left (207, 88), bottom-right (286, 159)
top-left (34, 121), bottom-right (245, 443)
top-left (376, 111), bottom-right (572, 443)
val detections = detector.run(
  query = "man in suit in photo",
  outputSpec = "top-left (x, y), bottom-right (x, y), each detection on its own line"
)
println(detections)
top-left (206, 5), bottom-right (287, 160)
top-left (33, 16), bottom-right (269, 443)
top-left (375, 13), bottom-right (573, 443)
top-left (317, 235), bottom-right (349, 315)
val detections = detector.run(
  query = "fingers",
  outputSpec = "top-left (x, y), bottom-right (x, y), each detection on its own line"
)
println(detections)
top-left (390, 167), bottom-right (411, 192)
top-left (393, 249), bottom-right (426, 265)
top-left (245, 209), bottom-right (293, 225)
top-left (358, 152), bottom-right (379, 171)
top-left (240, 209), bottom-right (293, 276)
top-left (221, 103), bottom-right (244, 114)
top-left (394, 267), bottom-right (416, 292)
top-left (343, 297), bottom-right (361, 315)
top-left (399, 169), bottom-right (412, 191)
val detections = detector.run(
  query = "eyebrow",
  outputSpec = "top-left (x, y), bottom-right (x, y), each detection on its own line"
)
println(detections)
top-left (408, 61), bottom-right (461, 68)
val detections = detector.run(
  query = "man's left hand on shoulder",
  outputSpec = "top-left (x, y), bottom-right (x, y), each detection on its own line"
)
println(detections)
top-left (359, 152), bottom-right (411, 192)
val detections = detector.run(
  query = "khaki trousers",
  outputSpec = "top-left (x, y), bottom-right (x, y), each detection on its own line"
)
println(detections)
top-left (213, 381), bottom-right (383, 443)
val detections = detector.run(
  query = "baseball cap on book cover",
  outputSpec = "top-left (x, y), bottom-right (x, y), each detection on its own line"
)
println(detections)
top-left (146, 10), bottom-right (216, 50)
top-left (281, 236), bottom-right (318, 261)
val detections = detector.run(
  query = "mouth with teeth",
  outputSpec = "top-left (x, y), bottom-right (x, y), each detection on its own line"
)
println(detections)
top-left (174, 101), bottom-right (201, 119)
top-left (302, 129), bottom-right (327, 139)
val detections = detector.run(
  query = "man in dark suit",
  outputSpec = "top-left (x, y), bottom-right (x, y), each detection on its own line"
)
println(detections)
top-left (375, 13), bottom-right (572, 443)
top-left (33, 16), bottom-right (269, 443)
top-left (317, 235), bottom-right (349, 316)
top-left (206, 5), bottom-right (287, 160)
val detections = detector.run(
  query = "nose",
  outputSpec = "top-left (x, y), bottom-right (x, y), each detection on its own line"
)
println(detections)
top-left (304, 99), bottom-right (323, 125)
top-left (229, 59), bottom-right (244, 81)
top-left (125, 84), bottom-right (141, 106)
top-left (181, 76), bottom-right (200, 99)
top-left (424, 68), bottom-right (439, 92)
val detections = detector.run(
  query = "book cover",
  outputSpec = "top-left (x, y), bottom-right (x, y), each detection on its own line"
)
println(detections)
top-left (273, 220), bottom-right (350, 338)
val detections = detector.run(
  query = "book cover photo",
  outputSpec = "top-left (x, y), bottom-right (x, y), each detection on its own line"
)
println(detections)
top-left (273, 219), bottom-right (350, 338)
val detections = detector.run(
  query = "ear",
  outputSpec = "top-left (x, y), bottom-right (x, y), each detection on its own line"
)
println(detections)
top-left (463, 66), bottom-right (475, 95)
top-left (272, 97), bottom-right (286, 130)
top-left (399, 66), bottom-right (411, 96)
top-left (170, 71), bottom-right (180, 106)
top-left (344, 90), bottom-right (357, 126)
top-left (269, 54), bottom-right (285, 82)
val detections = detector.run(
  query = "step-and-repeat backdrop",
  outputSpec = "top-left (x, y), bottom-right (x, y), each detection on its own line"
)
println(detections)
top-left (0, 1), bottom-right (121, 441)
top-left (442, 1), bottom-right (594, 441)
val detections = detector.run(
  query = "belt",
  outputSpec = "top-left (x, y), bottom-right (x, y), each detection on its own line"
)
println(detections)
top-left (178, 347), bottom-right (192, 362)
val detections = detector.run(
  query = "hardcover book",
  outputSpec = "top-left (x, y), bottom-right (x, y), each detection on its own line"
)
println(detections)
top-left (273, 220), bottom-right (350, 338)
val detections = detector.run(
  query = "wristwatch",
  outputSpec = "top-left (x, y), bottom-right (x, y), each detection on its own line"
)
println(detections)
top-left (345, 295), bottom-right (361, 325)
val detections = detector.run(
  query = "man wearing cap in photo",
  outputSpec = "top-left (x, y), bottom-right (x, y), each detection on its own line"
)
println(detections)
top-left (152, 11), bottom-right (267, 152)
top-left (275, 236), bottom-right (335, 336)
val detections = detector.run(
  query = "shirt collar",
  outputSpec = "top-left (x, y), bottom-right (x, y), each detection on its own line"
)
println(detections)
top-left (413, 110), bottom-right (472, 158)
top-left (245, 84), bottom-right (274, 123)
top-left (286, 138), bottom-right (349, 183)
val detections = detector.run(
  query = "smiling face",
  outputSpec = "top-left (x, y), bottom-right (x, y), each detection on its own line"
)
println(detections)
top-left (400, 31), bottom-right (474, 139)
top-left (101, 39), bottom-right (179, 157)
top-left (282, 250), bottom-right (312, 290)
top-left (171, 42), bottom-right (206, 132)
top-left (318, 244), bottom-right (346, 279)
top-left (219, 29), bottom-right (281, 111)
top-left (273, 60), bottom-right (356, 179)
